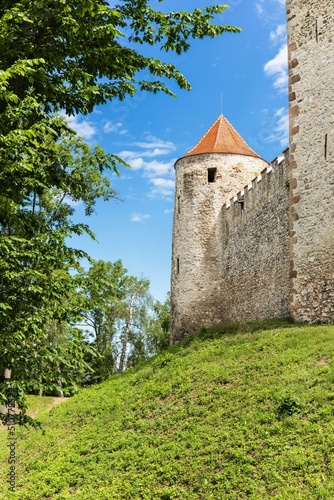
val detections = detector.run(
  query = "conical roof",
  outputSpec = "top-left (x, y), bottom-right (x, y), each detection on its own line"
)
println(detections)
top-left (183, 115), bottom-right (261, 159)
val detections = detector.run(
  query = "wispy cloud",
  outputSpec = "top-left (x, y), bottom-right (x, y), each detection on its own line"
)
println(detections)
top-left (144, 159), bottom-right (175, 179)
top-left (249, 106), bottom-right (288, 154)
top-left (273, 107), bottom-right (289, 147)
top-left (118, 135), bottom-right (176, 198)
top-left (130, 213), bottom-right (151, 223)
top-left (264, 44), bottom-right (288, 93)
top-left (270, 24), bottom-right (286, 45)
top-left (61, 113), bottom-right (97, 140)
top-left (255, 1), bottom-right (264, 16)
top-left (267, 107), bottom-right (289, 147)
top-left (133, 135), bottom-right (176, 152)
top-left (103, 121), bottom-right (128, 135)
top-left (120, 149), bottom-right (174, 160)
top-left (149, 178), bottom-right (175, 199)
top-left (63, 195), bottom-right (83, 208)
top-left (255, 0), bottom-right (285, 19)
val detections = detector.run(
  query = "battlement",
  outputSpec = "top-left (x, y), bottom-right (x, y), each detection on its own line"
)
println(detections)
top-left (223, 149), bottom-right (289, 217)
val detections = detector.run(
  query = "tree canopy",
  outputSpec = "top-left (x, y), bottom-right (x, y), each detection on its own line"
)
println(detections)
top-left (0, 1), bottom-right (240, 424)
top-left (0, 1), bottom-right (240, 114)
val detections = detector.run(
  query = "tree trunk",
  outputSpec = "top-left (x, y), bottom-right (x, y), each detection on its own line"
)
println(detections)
top-left (1, 369), bottom-right (12, 420)
top-left (57, 364), bottom-right (64, 397)
top-left (118, 294), bottom-right (135, 373)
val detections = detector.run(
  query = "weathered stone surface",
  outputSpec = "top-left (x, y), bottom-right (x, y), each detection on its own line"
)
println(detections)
top-left (220, 154), bottom-right (290, 323)
top-left (287, 0), bottom-right (334, 323)
top-left (170, 0), bottom-right (334, 343)
top-left (171, 152), bottom-right (268, 343)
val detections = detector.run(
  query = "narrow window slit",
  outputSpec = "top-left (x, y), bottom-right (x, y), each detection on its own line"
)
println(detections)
top-left (237, 199), bottom-right (244, 213)
top-left (177, 196), bottom-right (181, 214)
top-left (176, 258), bottom-right (180, 275)
top-left (208, 168), bottom-right (217, 183)
top-left (315, 20), bottom-right (318, 42)
top-left (324, 133), bottom-right (328, 160)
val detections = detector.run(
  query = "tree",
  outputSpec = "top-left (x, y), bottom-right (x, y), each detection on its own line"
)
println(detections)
top-left (0, 1), bottom-right (240, 423)
top-left (126, 293), bottom-right (171, 368)
top-left (78, 260), bottom-right (169, 376)
top-left (147, 293), bottom-right (171, 354)
top-left (4, 321), bottom-right (96, 398)
top-left (79, 261), bottom-right (154, 377)
top-left (0, 1), bottom-right (240, 114)
top-left (116, 276), bottom-right (151, 373)
top-left (79, 259), bottom-right (130, 383)
top-left (0, 129), bottom-right (122, 424)
top-left (0, 1), bottom-right (240, 237)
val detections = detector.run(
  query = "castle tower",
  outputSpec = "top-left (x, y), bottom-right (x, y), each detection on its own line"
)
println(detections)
top-left (171, 115), bottom-right (269, 343)
top-left (287, 1), bottom-right (334, 322)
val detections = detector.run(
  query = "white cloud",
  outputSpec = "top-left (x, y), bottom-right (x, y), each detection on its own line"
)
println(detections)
top-left (164, 209), bottom-right (173, 214)
top-left (274, 107), bottom-right (289, 146)
top-left (133, 136), bottom-right (176, 153)
top-left (127, 157), bottom-right (145, 171)
top-left (120, 148), bottom-right (174, 160)
top-left (103, 121), bottom-right (127, 135)
top-left (264, 44), bottom-right (288, 93)
top-left (62, 195), bottom-right (83, 208)
top-left (150, 178), bottom-right (175, 189)
top-left (130, 213), bottom-right (151, 223)
top-left (127, 157), bottom-right (176, 197)
top-left (255, 2), bottom-right (264, 15)
top-left (255, 0), bottom-right (285, 18)
top-left (267, 107), bottom-right (289, 147)
top-left (119, 156), bottom-right (175, 178)
top-left (62, 113), bottom-right (97, 140)
top-left (143, 159), bottom-right (175, 178)
top-left (270, 24), bottom-right (286, 45)
top-left (149, 178), bottom-right (175, 199)
top-left (118, 135), bottom-right (176, 198)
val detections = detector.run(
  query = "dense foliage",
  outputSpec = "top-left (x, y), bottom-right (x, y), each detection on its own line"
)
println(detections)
top-left (0, 1), bottom-right (239, 113)
top-left (79, 260), bottom-right (171, 382)
top-left (0, 0), bottom-right (239, 422)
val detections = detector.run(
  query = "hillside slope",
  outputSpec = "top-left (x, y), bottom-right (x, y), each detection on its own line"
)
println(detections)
top-left (1, 320), bottom-right (334, 499)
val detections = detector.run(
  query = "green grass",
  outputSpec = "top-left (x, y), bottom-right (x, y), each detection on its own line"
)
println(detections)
top-left (1, 320), bottom-right (334, 499)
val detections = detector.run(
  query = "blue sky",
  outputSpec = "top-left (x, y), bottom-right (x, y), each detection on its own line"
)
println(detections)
top-left (67, 0), bottom-right (288, 302)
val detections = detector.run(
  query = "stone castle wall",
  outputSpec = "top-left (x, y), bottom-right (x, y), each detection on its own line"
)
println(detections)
top-left (170, 0), bottom-right (334, 343)
top-left (287, 0), bottom-right (334, 322)
top-left (219, 152), bottom-right (290, 322)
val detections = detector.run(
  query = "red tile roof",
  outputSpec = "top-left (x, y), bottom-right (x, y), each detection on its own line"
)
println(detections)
top-left (183, 115), bottom-right (262, 159)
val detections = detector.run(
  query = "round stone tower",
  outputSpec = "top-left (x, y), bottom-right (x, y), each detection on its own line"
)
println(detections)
top-left (170, 115), bottom-right (269, 343)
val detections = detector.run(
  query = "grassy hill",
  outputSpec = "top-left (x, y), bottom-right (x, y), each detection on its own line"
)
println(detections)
top-left (1, 319), bottom-right (334, 499)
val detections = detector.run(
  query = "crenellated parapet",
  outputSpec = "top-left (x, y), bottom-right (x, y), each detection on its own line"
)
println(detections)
top-left (223, 149), bottom-right (289, 217)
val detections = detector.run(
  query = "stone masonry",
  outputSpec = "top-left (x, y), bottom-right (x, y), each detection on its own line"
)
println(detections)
top-left (287, 0), bottom-right (334, 322)
top-left (220, 152), bottom-right (290, 323)
top-left (170, 0), bottom-right (334, 343)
